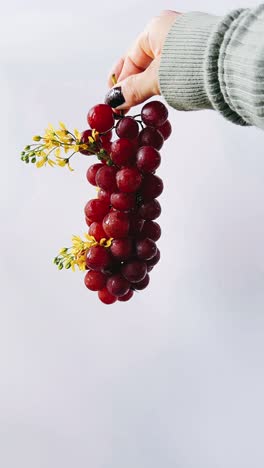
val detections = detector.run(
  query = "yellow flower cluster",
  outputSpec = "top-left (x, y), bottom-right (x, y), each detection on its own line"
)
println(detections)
top-left (54, 234), bottom-right (113, 272)
top-left (21, 122), bottom-right (101, 171)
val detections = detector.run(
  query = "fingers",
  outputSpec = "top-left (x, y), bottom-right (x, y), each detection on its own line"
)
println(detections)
top-left (107, 57), bottom-right (124, 88)
top-left (105, 57), bottom-right (160, 110)
top-left (107, 28), bottom-right (154, 88)
top-left (117, 31), bottom-right (153, 82)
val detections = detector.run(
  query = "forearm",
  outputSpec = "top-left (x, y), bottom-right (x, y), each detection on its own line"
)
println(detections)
top-left (159, 5), bottom-right (264, 129)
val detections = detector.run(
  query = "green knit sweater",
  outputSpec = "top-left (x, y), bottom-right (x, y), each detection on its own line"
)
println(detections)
top-left (159, 5), bottom-right (264, 130)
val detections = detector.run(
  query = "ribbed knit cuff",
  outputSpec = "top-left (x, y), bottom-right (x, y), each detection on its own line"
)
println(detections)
top-left (159, 12), bottom-right (220, 111)
top-left (205, 8), bottom-right (250, 126)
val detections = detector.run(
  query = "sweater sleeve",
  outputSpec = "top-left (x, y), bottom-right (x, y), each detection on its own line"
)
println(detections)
top-left (159, 4), bottom-right (264, 130)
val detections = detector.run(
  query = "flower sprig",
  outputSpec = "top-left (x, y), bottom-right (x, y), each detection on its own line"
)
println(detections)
top-left (20, 122), bottom-right (101, 171)
top-left (53, 234), bottom-right (113, 272)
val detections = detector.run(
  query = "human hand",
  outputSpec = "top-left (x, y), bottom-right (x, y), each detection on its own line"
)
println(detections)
top-left (105, 10), bottom-right (180, 110)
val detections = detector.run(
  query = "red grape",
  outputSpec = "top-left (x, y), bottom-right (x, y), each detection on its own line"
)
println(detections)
top-left (84, 270), bottom-right (107, 291)
top-left (111, 139), bottom-right (136, 166)
top-left (140, 221), bottom-right (161, 241)
top-left (110, 238), bottom-right (133, 260)
top-left (138, 199), bottom-right (161, 220)
top-left (116, 117), bottom-right (139, 139)
top-left (98, 189), bottom-right (111, 204)
top-left (101, 258), bottom-right (121, 276)
top-left (103, 211), bottom-right (130, 238)
top-left (98, 288), bottom-right (117, 304)
top-left (85, 216), bottom-right (93, 227)
top-left (136, 146), bottom-right (161, 173)
top-left (140, 174), bottom-right (164, 201)
top-left (136, 238), bottom-right (157, 261)
top-left (87, 104), bottom-right (114, 133)
top-left (86, 245), bottom-right (112, 271)
top-left (122, 260), bottom-right (147, 283)
top-left (157, 120), bottom-right (172, 140)
top-left (101, 140), bottom-right (112, 155)
top-left (95, 166), bottom-right (118, 192)
top-left (110, 192), bottom-right (135, 211)
top-left (129, 214), bottom-right (145, 235)
top-left (141, 101), bottom-right (168, 127)
top-left (118, 290), bottom-right (134, 302)
top-left (84, 199), bottom-right (109, 223)
top-left (146, 248), bottom-right (160, 269)
top-left (116, 168), bottom-right (142, 193)
top-left (89, 222), bottom-right (107, 242)
top-left (134, 274), bottom-right (150, 290)
top-left (106, 274), bottom-right (130, 297)
top-left (80, 129), bottom-right (95, 155)
top-left (100, 130), bottom-right (112, 144)
top-left (86, 163), bottom-right (104, 186)
top-left (138, 127), bottom-right (164, 150)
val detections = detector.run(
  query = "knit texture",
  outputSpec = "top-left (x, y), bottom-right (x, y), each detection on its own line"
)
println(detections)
top-left (159, 5), bottom-right (264, 130)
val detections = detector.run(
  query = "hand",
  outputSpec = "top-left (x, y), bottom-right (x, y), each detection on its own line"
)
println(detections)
top-left (105, 10), bottom-right (180, 110)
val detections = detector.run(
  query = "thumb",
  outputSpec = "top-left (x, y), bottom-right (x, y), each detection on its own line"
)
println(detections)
top-left (105, 58), bottom-right (160, 110)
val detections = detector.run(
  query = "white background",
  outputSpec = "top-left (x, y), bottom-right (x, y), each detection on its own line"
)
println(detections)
top-left (1, 0), bottom-right (264, 467)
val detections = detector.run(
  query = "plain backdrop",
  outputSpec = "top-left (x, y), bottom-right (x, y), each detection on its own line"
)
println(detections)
top-left (1, 1), bottom-right (264, 467)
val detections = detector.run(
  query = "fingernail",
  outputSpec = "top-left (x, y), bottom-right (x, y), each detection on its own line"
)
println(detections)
top-left (105, 86), bottom-right (125, 108)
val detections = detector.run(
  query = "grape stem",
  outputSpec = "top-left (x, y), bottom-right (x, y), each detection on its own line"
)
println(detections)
top-left (99, 125), bottom-right (116, 135)
top-left (135, 120), bottom-right (144, 130)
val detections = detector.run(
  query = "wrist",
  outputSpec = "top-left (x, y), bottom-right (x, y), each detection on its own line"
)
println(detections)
top-left (158, 12), bottom-right (220, 111)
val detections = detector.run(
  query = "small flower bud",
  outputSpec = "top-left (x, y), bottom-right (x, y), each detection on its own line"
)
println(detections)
top-left (24, 145), bottom-right (31, 151)
top-left (31, 157), bottom-right (36, 163)
top-left (33, 135), bottom-right (41, 141)
top-left (58, 263), bottom-right (63, 270)
top-left (21, 151), bottom-right (25, 156)
top-left (59, 248), bottom-right (68, 254)
top-left (65, 263), bottom-right (71, 269)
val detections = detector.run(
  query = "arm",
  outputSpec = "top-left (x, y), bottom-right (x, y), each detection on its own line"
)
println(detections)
top-left (106, 5), bottom-right (264, 130)
top-left (159, 5), bottom-right (264, 129)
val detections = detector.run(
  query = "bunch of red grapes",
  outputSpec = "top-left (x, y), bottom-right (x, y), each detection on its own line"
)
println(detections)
top-left (82, 100), bottom-right (171, 304)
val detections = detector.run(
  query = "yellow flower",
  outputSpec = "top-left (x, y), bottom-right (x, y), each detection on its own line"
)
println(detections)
top-left (36, 157), bottom-right (47, 168)
top-left (55, 232), bottom-right (112, 273)
top-left (55, 148), bottom-right (61, 158)
top-left (59, 121), bottom-right (67, 130)
top-left (56, 130), bottom-right (68, 140)
top-left (48, 123), bottom-right (55, 132)
top-left (74, 128), bottom-right (81, 140)
top-left (88, 136), bottom-right (94, 144)
top-left (67, 161), bottom-right (74, 172)
top-left (72, 235), bottom-right (82, 244)
top-left (72, 145), bottom-right (80, 152)
top-left (100, 237), bottom-right (113, 248)
top-left (56, 157), bottom-right (67, 167)
top-left (92, 129), bottom-right (99, 140)
top-left (43, 139), bottom-right (54, 149)
top-left (84, 233), bottom-right (97, 243)
top-left (80, 143), bottom-right (89, 151)
top-left (48, 159), bottom-right (56, 167)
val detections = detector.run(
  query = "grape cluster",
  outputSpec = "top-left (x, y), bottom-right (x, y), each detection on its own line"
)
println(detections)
top-left (83, 100), bottom-right (171, 304)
